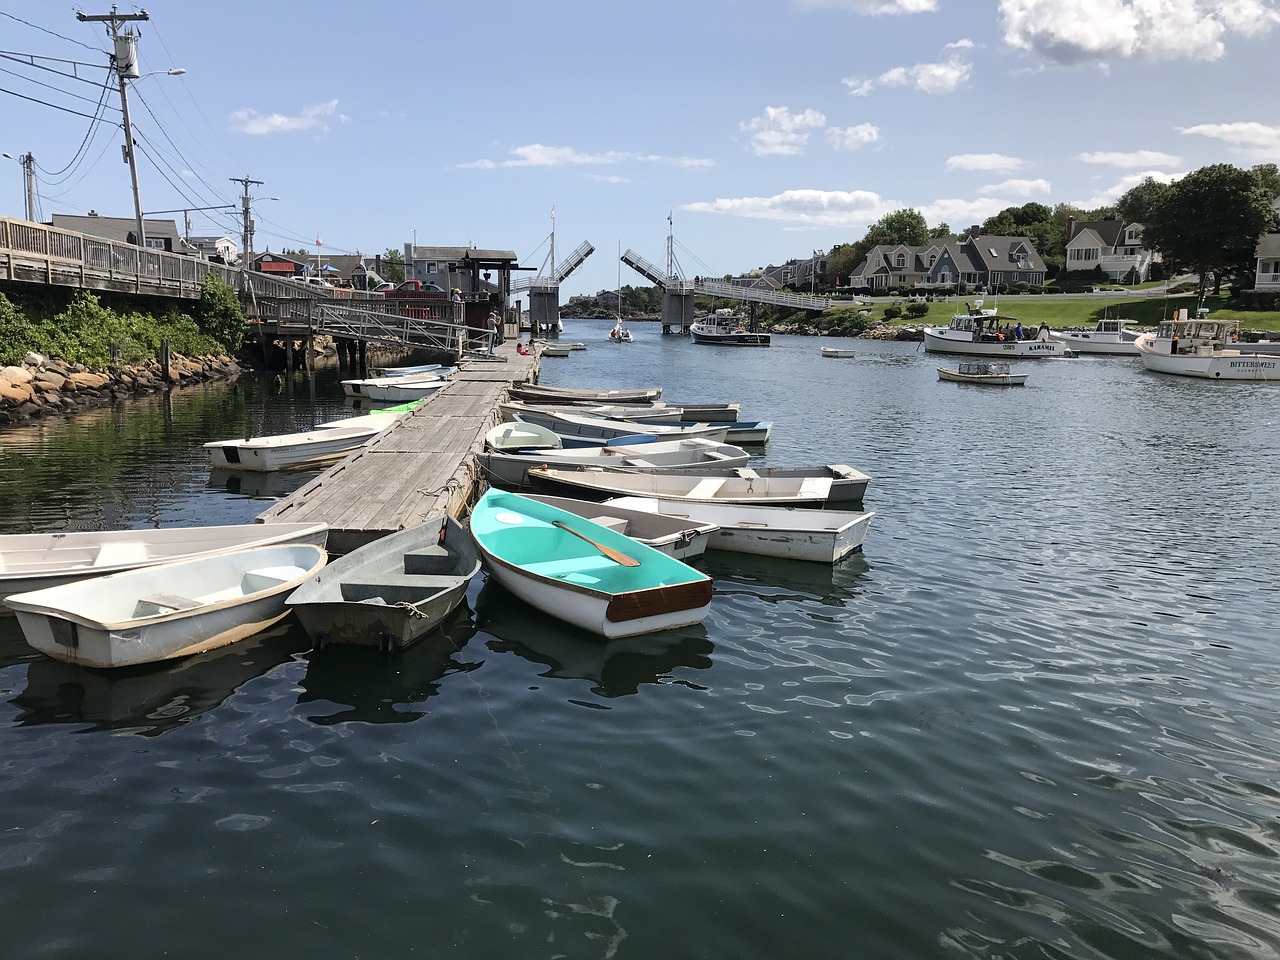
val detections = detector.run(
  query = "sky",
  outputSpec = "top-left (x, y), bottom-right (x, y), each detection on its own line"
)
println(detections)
top-left (2, 0), bottom-right (1278, 298)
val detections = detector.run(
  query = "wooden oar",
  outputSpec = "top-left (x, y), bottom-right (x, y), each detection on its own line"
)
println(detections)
top-left (552, 521), bottom-right (640, 567)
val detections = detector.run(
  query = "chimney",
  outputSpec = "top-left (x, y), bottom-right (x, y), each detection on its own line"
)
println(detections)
top-left (968, 225), bottom-right (980, 238)
top-left (1066, 217), bottom-right (1076, 241)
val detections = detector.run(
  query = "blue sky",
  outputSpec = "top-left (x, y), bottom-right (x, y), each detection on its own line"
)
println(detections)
top-left (2, 0), bottom-right (1278, 297)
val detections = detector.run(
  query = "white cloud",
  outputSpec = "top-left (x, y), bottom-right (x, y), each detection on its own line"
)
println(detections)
top-left (826, 123), bottom-right (881, 150)
top-left (793, 0), bottom-right (938, 13)
top-left (945, 38), bottom-right (976, 49)
top-left (1179, 121), bottom-right (1280, 161)
top-left (918, 197), bottom-right (1011, 229)
top-left (844, 53), bottom-right (972, 96)
top-left (945, 153), bottom-right (1024, 173)
top-left (683, 188), bottom-right (894, 227)
top-left (979, 178), bottom-right (1051, 197)
top-left (741, 106), bottom-right (828, 156)
top-left (230, 99), bottom-right (347, 135)
top-left (586, 174), bottom-right (630, 184)
top-left (1077, 150), bottom-right (1182, 168)
top-left (1074, 169), bottom-right (1183, 208)
top-left (459, 144), bottom-right (713, 169)
top-left (999, 0), bottom-right (1280, 64)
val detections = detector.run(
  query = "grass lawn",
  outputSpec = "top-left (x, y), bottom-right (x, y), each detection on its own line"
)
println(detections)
top-left (847, 295), bottom-right (1280, 332)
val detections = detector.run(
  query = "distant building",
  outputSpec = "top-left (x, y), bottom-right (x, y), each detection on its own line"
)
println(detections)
top-left (1255, 233), bottom-right (1280, 292)
top-left (850, 235), bottom-right (1048, 291)
top-left (1065, 219), bottom-right (1157, 282)
top-left (251, 252), bottom-right (306, 277)
top-left (403, 243), bottom-right (519, 297)
top-left (186, 235), bottom-right (238, 262)
top-left (50, 213), bottom-right (182, 252)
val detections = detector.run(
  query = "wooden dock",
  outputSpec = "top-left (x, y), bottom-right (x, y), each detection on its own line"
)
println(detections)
top-left (256, 344), bottom-right (539, 554)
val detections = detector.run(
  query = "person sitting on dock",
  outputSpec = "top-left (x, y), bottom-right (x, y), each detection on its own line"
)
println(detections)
top-left (516, 341), bottom-right (531, 356)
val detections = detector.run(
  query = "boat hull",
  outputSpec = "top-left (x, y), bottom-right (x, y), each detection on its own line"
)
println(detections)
top-left (7, 544), bottom-right (327, 668)
top-left (690, 323), bottom-right (770, 347)
top-left (525, 466), bottom-right (835, 507)
top-left (1049, 332), bottom-right (1139, 355)
top-left (477, 438), bottom-right (750, 488)
top-left (522, 495), bottom-right (718, 560)
top-left (937, 367), bottom-right (1027, 386)
top-left (923, 329), bottom-right (1067, 357)
top-left (204, 424), bottom-right (383, 472)
top-left (1135, 334), bottom-right (1280, 380)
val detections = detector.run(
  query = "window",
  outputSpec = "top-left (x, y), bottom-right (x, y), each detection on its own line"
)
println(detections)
top-left (895, 253), bottom-right (906, 268)
top-left (145, 237), bottom-right (166, 250)
top-left (929, 254), bottom-right (937, 267)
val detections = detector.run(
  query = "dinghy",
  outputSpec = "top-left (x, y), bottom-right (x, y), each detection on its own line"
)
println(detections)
top-left (605, 496), bottom-right (874, 564)
top-left (631, 464), bottom-right (870, 503)
top-left (7, 543), bottom-right (328, 668)
top-left (477, 437), bottom-right (750, 488)
top-left (341, 368), bottom-right (454, 398)
top-left (368, 362), bottom-right (445, 378)
top-left (525, 466), bottom-right (834, 507)
top-left (485, 421), bottom-right (563, 452)
top-left (509, 408), bottom-right (729, 443)
top-left (468, 490), bottom-right (712, 638)
top-left (499, 400), bottom-right (684, 423)
top-left (287, 516), bottom-right (481, 651)
top-left (506, 384), bottom-right (663, 405)
top-left (1, 522), bottom-right (329, 611)
top-left (522, 495), bottom-right (719, 561)
top-left (205, 421), bottom-right (386, 472)
top-left (821, 346), bottom-right (856, 358)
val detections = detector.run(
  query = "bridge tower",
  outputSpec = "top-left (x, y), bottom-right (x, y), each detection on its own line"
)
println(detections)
top-left (515, 210), bottom-right (594, 337)
top-left (620, 217), bottom-right (696, 334)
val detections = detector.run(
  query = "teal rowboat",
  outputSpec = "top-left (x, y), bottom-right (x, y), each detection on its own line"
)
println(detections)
top-left (468, 490), bottom-right (713, 638)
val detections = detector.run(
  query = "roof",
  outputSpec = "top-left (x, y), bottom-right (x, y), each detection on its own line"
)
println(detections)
top-left (965, 235), bottom-right (1047, 273)
top-left (51, 213), bottom-right (182, 245)
top-left (408, 245), bottom-right (518, 263)
top-left (1257, 233), bottom-right (1280, 259)
top-left (1069, 220), bottom-right (1125, 247)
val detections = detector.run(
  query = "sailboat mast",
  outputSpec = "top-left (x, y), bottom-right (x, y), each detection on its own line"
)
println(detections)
top-left (549, 206), bottom-right (556, 282)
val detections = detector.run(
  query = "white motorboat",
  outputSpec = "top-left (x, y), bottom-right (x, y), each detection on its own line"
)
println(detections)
top-left (287, 516), bottom-right (481, 651)
top-left (821, 346), bottom-right (856, 358)
top-left (1134, 309), bottom-right (1280, 381)
top-left (923, 300), bottom-right (1067, 358)
top-left (690, 310), bottom-right (770, 347)
top-left (522, 495), bottom-right (719, 561)
top-left (204, 421), bottom-right (386, 472)
top-left (605, 496), bottom-right (874, 564)
top-left (525, 466), bottom-right (834, 507)
top-left (937, 361), bottom-right (1028, 386)
top-left (477, 437), bottom-right (750, 488)
top-left (1050, 317), bottom-right (1141, 355)
top-left (7, 543), bottom-right (328, 668)
top-left (509, 408), bottom-right (729, 443)
top-left (0, 522), bottom-right (329, 611)
top-left (341, 368), bottom-right (453, 398)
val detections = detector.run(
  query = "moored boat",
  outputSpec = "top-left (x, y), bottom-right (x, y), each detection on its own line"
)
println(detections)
top-left (649, 464), bottom-right (870, 503)
top-left (522, 494), bottom-right (719, 560)
top-left (821, 346), bottom-right (856, 358)
top-left (204, 421), bottom-right (386, 472)
top-left (507, 383), bottom-right (663, 404)
top-left (525, 466), bottom-right (835, 507)
top-left (690, 310), bottom-right (770, 347)
top-left (468, 490), bottom-right (713, 639)
top-left (509, 408), bottom-right (729, 443)
top-left (359, 377), bottom-right (449, 404)
top-left (923, 300), bottom-right (1067, 358)
top-left (937, 361), bottom-right (1028, 386)
top-left (605, 496), bottom-right (874, 564)
top-left (0, 522), bottom-right (329, 611)
top-left (287, 516), bottom-right (481, 651)
top-left (1050, 317), bottom-right (1141, 355)
top-left (477, 437), bottom-right (750, 488)
top-left (7, 543), bottom-right (328, 668)
top-left (485, 421), bottom-right (563, 452)
top-left (341, 368), bottom-right (454, 398)
top-left (1133, 309), bottom-right (1280, 380)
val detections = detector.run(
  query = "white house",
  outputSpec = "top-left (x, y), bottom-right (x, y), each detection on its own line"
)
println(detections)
top-left (185, 235), bottom-right (238, 263)
top-left (1065, 219), bottom-right (1157, 282)
top-left (1255, 234), bottom-right (1280, 292)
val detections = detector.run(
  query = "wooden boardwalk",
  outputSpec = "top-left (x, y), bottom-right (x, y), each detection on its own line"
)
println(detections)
top-left (256, 344), bottom-right (538, 554)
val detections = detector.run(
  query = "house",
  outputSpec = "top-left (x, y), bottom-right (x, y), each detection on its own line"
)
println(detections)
top-left (849, 235), bottom-right (1047, 292)
top-left (251, 252), bottom-right (307, 278)
top-left (50, 212), bottom-right (183, 252)
top-left (1255, 234), bottom-right (1280, 292)
top-left (403, 244), bottom-right (519, 296)
top-left (186, 235), bottom-right (238, 263)
top-left (1064, 219), bottom-right (1156, 282)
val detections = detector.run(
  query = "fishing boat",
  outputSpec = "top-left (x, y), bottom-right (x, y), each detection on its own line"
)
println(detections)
top-left (204, 421), bottom-right (386, 472)
top-left (477, 437), bottom-right (750, 488)
top-left (1133, 308), bottom-right (1280, 380)
top-left (341, 368), bottom-right (454, 398)
top-left (690, 309), bottom-right (771, 347)
top-left (522, 495), bottom-right (719, 561)
top-left (485, 421), bottom-right (564, 452)
top-left (1050, 317), bottom-right (1141, 355)
top-left (468, 490), bottom-right (713, 639)
top-left (605, 496), bottom-right (874, 564)
top-left (821, 346), bottom-right (857, 358)
top-left (0, 522), bottom-right (329, 611)
top-left (287, 516), bottom-right (481, 651)
top-left (923, 300), bottom-right (1067, 357)
top-left (6, 543), bottom-right (328, 668)
top-left (508, 408), bottom-right (730, 443)
top-left (507, 384), bottom-right (663, 405)
top-left (525, 466), bottom-right (835, 507)
top-left (936, 361), bottom-right (1028, 386)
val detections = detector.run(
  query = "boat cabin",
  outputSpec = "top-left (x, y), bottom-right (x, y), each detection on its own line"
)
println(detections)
top-left (1154, 310), bottom-right (1240, 354)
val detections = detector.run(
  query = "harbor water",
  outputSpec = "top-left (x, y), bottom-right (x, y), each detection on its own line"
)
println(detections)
top-left (2, 320), bottom-right (1280, 959)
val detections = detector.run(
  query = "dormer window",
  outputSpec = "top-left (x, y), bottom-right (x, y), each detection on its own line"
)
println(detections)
top-left (895, 253), bottom-right (906, 268)
top-left (929, 254), bottom-right (937, 267)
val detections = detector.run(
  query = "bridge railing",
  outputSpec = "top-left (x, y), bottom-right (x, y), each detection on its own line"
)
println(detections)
top-left (695, 278), bottom-right (832, 310)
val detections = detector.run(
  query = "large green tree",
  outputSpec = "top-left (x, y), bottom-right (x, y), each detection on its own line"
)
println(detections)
top-left (839, 208), bottom-right (931, 284)
top-left (1116, 176), bottom-right (1171, 225)
top-left (1144, 163), bottom-right (1275, 297)
top-left (380, 249), bottom-right (406, 284)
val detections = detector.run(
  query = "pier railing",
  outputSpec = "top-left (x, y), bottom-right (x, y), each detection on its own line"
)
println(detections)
top-left (695, 277), bottom-right (832, 310)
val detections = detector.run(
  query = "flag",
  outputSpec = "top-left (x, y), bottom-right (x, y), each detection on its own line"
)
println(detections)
top-left (667, 211), bottom-right (672, 225)
top-left (550, 206), bottom-right (555, 221)
top-left (316, 236), bottom-right (322, 248)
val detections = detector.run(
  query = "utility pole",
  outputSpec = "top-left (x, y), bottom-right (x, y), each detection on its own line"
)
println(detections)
top-left (2, 152), bottom-right (36, 221)
top-left (77, 7), bottom-right (150, 247)
top-left (229, 176), bottom-right (263, 267)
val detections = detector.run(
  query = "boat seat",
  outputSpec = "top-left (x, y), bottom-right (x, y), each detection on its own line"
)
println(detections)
top-left (733, 468), bottom-right (760, 479)
top-left (241, 565), bottom-right (307, 593)
top-left (588, 515), bottom-right (630, 535)
top-left (93, 541), bottom-right (151, 567)
top-left (622, 458), bottom-right (657, 467)
top-left (344, 573), bottom-right (462, 590)
top-left (687, 478), bottom-right (725, 498)
top-left (402, 546), bottom-right (450, 574)
top-left (525, 556), bottom-right (617, 577)
top-left (134, 592), bottom-right (202, 616)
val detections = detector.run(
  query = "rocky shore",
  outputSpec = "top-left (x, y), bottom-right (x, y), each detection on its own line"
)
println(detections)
top-left (0, 351), bottom-right (242, 425)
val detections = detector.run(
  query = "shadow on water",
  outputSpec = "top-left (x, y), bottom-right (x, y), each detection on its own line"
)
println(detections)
top-left (296, 603), bottom-right (481, 725)
top-left (206, 467), bottom-right (319, 501)
top-left (473, 578), bottom-right (713, 697)
top-left (10, 622), bottom-right (304, 737)
top-left (703, 549), bottom-right (872, 607)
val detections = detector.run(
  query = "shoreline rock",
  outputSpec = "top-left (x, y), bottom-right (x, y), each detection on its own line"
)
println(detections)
top-left (0, 351), bottom-right (242, 425)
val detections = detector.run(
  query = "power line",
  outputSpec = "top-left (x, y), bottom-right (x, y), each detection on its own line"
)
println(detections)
top-left (0, 62), bottom-right (119, 108)
top-left (0, 11), bottom-right (101, 51)
top-left (0, 83), bottom-right (112, 120)
top-left (130, 85), bottom-right (234, 208)
top-left (33, 72), bottom-right (115, 181)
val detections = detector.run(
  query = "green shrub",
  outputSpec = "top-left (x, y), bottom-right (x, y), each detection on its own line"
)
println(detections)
top-left (905, 302), bottom-right (929, 318)
top-left (197, 274), bottom-right (247, 351)
top-left (883, 306), bottom-right (902, 320)
top-left (0, 292), bottom-right (38, 366)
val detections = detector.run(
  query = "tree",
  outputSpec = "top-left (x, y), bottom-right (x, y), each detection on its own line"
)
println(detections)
top-left (196, 274), bottom-right (246, 351)
top-left (930, 222), bottom-right (954, 239)
top-left (1144, 163), bottom-right (1275, 299)
top-left (381, 248), bottom-right (406, 283)
top-left (865, 208), bottom-right (930, 248)
top-left (1116, 176), bottom-right (1170, 225)
top-left (1252, 163), bottom-right (1280, 230)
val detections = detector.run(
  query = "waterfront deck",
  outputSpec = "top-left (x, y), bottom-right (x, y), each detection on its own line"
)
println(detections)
top-left (256, 344), bottom-right (538, 553)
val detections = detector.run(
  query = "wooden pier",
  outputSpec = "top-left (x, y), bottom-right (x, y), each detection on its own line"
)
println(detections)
top-left (255, 343), bottom-right (539, 554)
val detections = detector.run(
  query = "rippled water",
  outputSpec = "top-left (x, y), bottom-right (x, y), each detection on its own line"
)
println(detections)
top-left (2, 321), bottom-right (1280, 959)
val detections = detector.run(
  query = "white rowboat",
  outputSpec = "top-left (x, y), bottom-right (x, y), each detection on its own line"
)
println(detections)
top-left (477, 437), bottom-right (750, 488)
top-left (204, 421), bottom-right (386, 472)
top-left (525, 466), bottom-right (834, 507)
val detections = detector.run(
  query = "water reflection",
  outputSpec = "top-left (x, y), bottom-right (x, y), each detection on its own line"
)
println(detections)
top-left (474, 579), bottom-right (713, 697)
top-left (12, 625), bottom-right (301, 736)
top-left (296, 604), bottom-right (480, 725)
top-left (206, 467), bottom-right (318, 501)
top-left (704, 550), bottom-right (871, 607)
